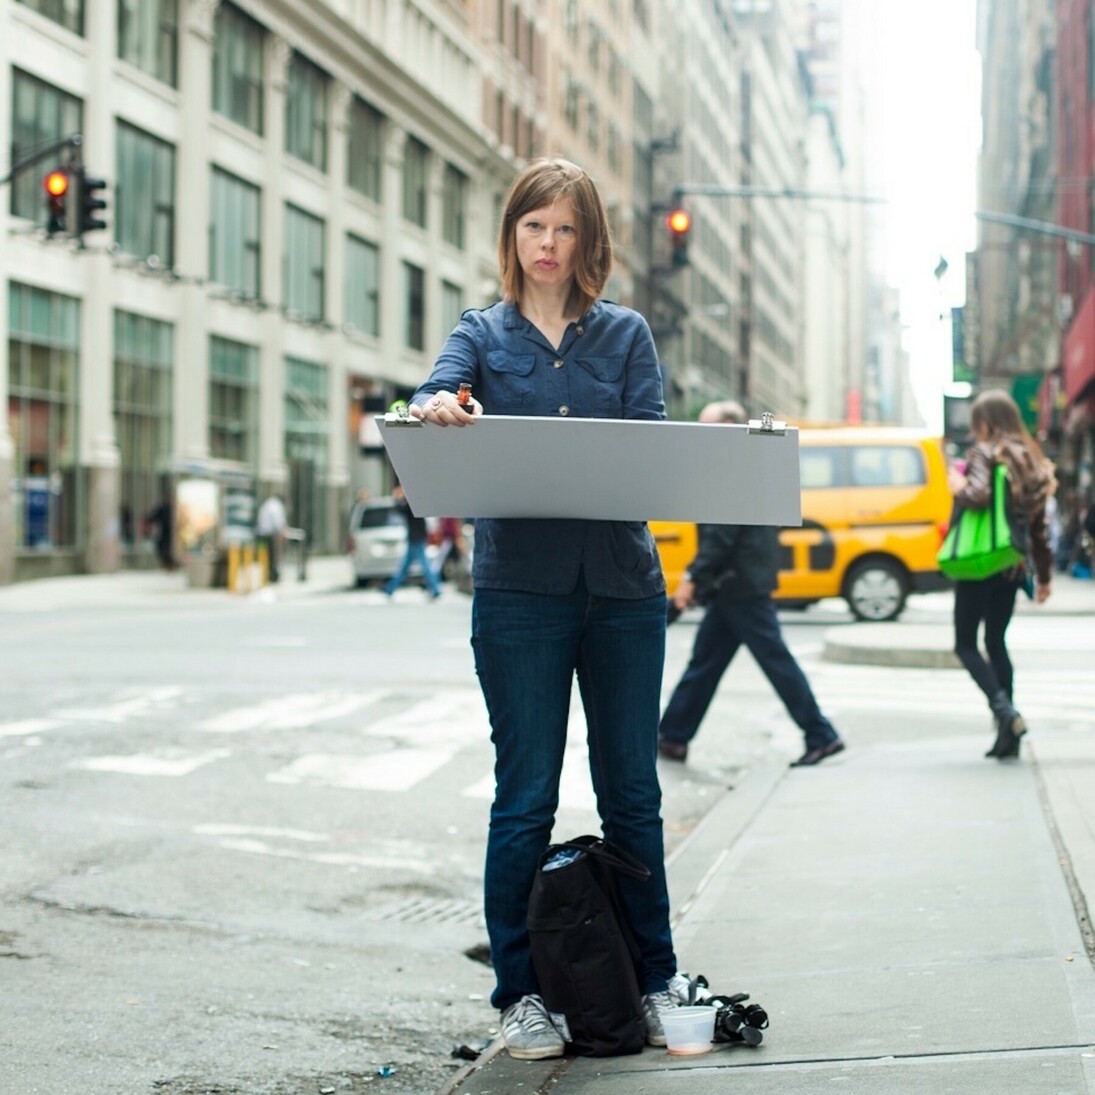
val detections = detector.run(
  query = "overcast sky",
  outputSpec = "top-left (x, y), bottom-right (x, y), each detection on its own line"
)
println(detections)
top-left (872, 0), bottom-right (980, 429)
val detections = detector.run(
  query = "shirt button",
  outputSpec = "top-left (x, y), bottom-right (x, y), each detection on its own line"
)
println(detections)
top-left (553, 358), bottom-right (564, 369)
top-left (576, 326), bottom-right (584, 335)
top-left (559, 405), bottom-right (570, 416)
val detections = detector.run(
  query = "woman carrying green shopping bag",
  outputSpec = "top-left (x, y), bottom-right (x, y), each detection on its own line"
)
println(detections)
top-left (946, 389), bottom-right (1056, 759)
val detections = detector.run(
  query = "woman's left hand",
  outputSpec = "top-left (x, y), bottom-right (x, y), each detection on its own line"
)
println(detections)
top-left (1035, 581), bottom-right (1051, 604)
top-left (410, 391), bottom-right (483, 427)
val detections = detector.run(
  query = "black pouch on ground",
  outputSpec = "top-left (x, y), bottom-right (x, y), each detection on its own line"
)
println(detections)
top-left (526, 835), bottom-right (650, 1057)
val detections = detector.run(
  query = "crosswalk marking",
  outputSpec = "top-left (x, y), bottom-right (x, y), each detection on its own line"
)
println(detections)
top-left (52, 686), bottom-right (182, 724)
top-left (266, 748), bottom-right (452, 791)
top-left (0, 718), bottom-right (64, 738)
top-left (70, 748), bottom-right (231, 776)
top-left (196, 690), bottom-right (387, 732)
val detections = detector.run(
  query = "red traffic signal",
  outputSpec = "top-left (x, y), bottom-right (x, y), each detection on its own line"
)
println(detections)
top-left (44, 169), bottom-right (70, 198)
top-left (666, 208), bottom-right (691, 235)
top-left (666, 207), bottom-right (691, 267)
top-left (43, 167), bottom-right (70, 235)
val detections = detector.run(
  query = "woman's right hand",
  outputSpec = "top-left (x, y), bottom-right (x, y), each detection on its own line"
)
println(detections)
top-left (410, 391), bottom-right (482, 427)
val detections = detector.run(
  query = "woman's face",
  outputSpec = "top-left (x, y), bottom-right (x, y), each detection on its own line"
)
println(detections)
top-left (514, 198), bottom-right (578, 295)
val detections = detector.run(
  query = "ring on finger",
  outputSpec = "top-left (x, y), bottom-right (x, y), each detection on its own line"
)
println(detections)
top-left (432, 397), bottom-right (442, 408)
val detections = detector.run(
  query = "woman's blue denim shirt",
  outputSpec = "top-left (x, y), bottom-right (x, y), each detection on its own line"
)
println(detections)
top-left (411, 300), bottom-right (667, 599)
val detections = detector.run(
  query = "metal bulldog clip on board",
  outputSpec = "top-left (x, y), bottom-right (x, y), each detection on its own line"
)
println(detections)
top-left (376, 408), bottom-right (801, 526)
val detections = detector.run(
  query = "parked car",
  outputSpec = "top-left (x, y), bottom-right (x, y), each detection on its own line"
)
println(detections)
top-left (346, 496), bottom-right (474, 590)
top-left (651, 426), bottom-right (953, 622)
top-left (346, 496), bottom-right (439, 587)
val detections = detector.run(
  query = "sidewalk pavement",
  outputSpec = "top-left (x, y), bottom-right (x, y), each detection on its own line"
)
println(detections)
top-left (443, 574), bottom-right (1095, 1094)
top-left (0, 554), bottom-right (355, 611)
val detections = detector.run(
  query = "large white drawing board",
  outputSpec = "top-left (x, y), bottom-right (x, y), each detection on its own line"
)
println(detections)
top-left (376, 413), bottom-right (801, 525)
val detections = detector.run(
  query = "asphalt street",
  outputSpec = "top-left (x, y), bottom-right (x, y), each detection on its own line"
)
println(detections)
top-left (3, 566), bottom-right (1094, 1094)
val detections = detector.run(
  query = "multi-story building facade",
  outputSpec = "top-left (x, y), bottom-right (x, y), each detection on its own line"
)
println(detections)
top-left (2, 0), bottom-right (880, 585)
top-left (0, 0), bottom-right (516, 583)
top-left (1054, 0), bottom-right (1095, 510)
top-left (975, 0), bottom-right (1057, 390)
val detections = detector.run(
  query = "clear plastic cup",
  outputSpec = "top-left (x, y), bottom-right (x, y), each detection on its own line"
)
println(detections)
top-left (661, 1005), bottom-right (716, 1055)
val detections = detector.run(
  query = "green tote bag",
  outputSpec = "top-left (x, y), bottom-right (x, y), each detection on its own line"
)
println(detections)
top-left (937, 463), bottom-right (1029, 580)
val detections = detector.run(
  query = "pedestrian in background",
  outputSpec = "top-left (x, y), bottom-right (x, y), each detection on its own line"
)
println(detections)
top-left (256, 493), bottom-right (287, 583)
top-left (383, 484), bottom-right (441, 600)
top-left (658, 400), bottom-right (846, 768)
top-left (144, 497), bottom-right (176, 571)
top-left (408, 157), bottom-right (683, 1059)
top-left (947, 388), bottom-right (1056, 759)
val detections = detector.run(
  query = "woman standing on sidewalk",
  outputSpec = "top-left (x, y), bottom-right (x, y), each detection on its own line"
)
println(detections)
top-left (406, 158), bottom-right (681, 1059)
top-left (947, 389), bottom-right (1056, 759)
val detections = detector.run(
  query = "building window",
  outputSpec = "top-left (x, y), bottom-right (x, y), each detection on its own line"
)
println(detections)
top-left (284, 356), bottom-right (328, 549)
top-left (404, 261), bottom-right (425, 350)
top-left (117, 0), bottom-right (178, 87)
top-left (564, 0), bottom-right (579, 42)
top-left (607, 122), bottom-right (619, 171)
top-left (442, 164), bottom-right (467, 249)
top-left (347, 97), bottom-right (384, 201)
top-left (115, 120), bottom-right (176, 266)
top-left (441, 280), bottom-right (463, 343)
top-left (113, 311), bottom-right (173, 548)
top-left (212, 2), bottom-right (264, 134)
top-left (564, 74), bottom-right (579, 131)
top-left (284, 204), bottom-right (325, 320)
top-left (285, 51), bottom-right (328, 170)
top-left (210, 167), bottom-right (261, 298)
top-left (15, 0), bottom-right (83, 35)
top-left (209, 335), bottom-right (258, 466)
top-left (345, 234), bottom-right (380, 337)
top-left (587, 101), bottom-right (600, 151)
top-left (10, 70), bottom-right (82, 223)
top-left (8, 283), bottom-right (80, 550)
top-left (403, 136), bottom-right (429, 228)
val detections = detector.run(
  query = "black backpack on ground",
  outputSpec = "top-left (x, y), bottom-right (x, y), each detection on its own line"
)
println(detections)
top-left (526, 835), bottom-right (650, 1057)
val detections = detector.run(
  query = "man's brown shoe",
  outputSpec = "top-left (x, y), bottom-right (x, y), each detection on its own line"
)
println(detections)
top-left (790, 739), bottom-right (845, 767)
top-left (658, 739), bottom-right (688, 761)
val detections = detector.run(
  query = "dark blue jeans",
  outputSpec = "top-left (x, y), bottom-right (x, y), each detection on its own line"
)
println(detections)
top-left (472, 578), bottom-right (676, 1011)
top-left (660, 595), bottom-right (839, 751)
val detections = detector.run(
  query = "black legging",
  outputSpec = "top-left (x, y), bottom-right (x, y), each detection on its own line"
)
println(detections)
top-left (953, 573), bottom-right (1019, 702)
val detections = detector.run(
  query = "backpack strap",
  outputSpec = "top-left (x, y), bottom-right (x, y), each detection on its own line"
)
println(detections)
top-left (540, 835), bottom-right (651, 882)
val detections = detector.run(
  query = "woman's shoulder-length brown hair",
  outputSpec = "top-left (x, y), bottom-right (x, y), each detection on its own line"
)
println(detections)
top-left (497, 158), bottom-right (613, 317)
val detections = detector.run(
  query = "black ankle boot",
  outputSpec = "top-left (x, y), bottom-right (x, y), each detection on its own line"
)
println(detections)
top-left (986, 691), bottom-right (1026, 758)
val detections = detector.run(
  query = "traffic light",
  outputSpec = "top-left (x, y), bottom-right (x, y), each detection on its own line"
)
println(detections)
top-left (43, 168), bottom-right (70, 235)
top-left (666, 207), bottom-right (692, 267)
top-left (76, 167), bottom-right (108, 237)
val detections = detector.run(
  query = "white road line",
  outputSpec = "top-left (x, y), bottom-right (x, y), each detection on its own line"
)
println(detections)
top-left (266, 748), bottom-right (453, 791)
top-left (196, 691), bottom-right (387, 732)
top-left (193, 823), bottom-right (331, 842)
top-left (70, 748), bottom-right (231, 776)
top-left (207, 836), bottom-right (434, 873)
top-left (51, 686), bottom-right (183, 724)
top-left (0, 718), bottom-right (65, 738)
top-left (361, 694), bottom-right (489, 745)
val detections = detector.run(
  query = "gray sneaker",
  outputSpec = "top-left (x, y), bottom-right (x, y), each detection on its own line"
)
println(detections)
top-left (641, 990), bottom-right (673, 1046)
top-left (500, 995), bottom-right (565, 1060)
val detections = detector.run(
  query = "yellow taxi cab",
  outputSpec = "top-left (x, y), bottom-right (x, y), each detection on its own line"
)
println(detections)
top-left (650, 426), bottom-right (953, 622)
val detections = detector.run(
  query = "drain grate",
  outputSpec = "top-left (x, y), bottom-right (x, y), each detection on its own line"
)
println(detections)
top-left (365, 896), bottom-right (483, 927)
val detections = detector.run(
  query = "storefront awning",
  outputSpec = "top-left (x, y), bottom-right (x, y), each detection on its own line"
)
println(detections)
top-left (1063, 287), bottom-right (1095, 403)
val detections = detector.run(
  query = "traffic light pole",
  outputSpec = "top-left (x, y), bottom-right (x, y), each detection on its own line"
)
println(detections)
top-left (0, 132), bottom-right (82, 189)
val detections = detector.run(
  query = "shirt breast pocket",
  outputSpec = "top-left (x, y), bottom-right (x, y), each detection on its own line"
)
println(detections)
top-left (574, 355), bottom-right (625, 416)
top-left (485, 350), bottom-right (537, 408)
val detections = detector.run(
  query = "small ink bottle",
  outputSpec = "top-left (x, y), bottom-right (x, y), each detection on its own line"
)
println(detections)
top-left (456, 383), bottom-right (472, 410)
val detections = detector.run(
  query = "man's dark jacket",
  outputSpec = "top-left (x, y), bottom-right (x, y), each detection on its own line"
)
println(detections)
top-left (689, 524), bottom-right (779, 604)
